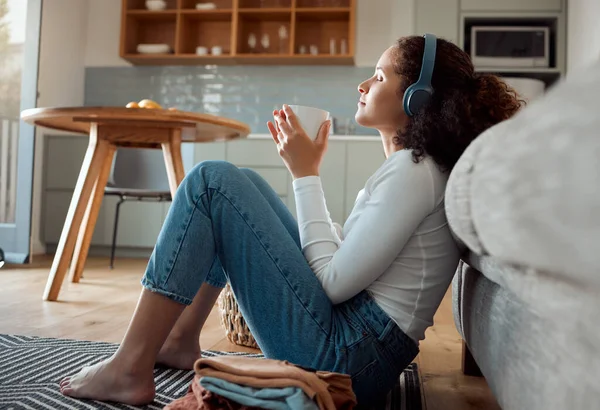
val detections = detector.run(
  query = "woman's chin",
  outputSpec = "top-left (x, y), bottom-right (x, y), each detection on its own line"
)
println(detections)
top-left (354, 112), bottom-right (369, 128)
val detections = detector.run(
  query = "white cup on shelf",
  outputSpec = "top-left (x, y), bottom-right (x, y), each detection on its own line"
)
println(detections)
top-left (211, 46), bottom-right (223, 56)
top-left (196, 46), bottom-right (208, 55)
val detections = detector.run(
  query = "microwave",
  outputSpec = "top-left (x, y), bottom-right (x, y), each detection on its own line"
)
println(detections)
top-left (470, 26), bottom-right (550, 68)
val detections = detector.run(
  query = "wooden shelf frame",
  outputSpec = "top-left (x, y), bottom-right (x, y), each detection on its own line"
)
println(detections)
top-left (120, 0), bottom-right (356, 65)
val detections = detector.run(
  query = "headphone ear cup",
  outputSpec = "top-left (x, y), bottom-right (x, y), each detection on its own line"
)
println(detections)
top-left (403, 84), bottom-right (417, 116)
top-left (407, 88), bottom-right (432, 116)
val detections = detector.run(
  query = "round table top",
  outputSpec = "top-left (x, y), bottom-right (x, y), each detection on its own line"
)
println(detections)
top-left (21, 106), bottom-right (251, 142)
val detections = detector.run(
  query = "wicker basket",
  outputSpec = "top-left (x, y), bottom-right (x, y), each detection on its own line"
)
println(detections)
top-left (217, 283), bottom-right (259, 349)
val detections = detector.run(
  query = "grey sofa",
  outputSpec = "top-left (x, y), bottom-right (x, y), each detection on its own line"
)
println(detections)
top-left (445, 60), bottom-right (600, 410)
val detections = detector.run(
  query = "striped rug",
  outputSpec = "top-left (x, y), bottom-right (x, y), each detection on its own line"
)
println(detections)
top-left (0, 334), bottom-right (422, 410)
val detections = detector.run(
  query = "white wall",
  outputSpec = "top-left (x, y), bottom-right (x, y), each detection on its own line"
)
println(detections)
top-left (567, 0), bottom-right (600, 74)
top-left (31, 0), bottom-right (89, 255)
top-left (84, 0), bottom-right (415, 68)
top-left (85, 0), bottom-right (129, 67)
top-left (356, 0), bottom-right (415, 66)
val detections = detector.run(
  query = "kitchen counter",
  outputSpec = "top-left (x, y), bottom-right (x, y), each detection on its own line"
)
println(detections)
top-left (247, 133), bottom-right (381, 142)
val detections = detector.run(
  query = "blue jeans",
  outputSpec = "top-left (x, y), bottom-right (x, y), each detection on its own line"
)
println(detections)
top-left (141, 161), bottom-right (419, 405)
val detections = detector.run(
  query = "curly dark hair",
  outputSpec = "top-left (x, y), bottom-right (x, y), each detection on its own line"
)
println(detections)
top-left (393, 36), bottom-right (524, 172)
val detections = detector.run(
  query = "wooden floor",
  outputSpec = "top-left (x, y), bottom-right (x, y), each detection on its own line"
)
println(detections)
top-left (0, 256), bottom-right (500, 410)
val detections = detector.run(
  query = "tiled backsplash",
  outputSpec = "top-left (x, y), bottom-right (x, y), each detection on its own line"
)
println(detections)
top-left (84, 65), bottom-right (378, 135)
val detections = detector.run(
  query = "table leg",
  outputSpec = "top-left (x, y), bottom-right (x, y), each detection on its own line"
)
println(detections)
top-left (43, 126), bottom-right (111, 301)
top-left (69, 143), bottom-right (116, 283)
top-left (161, 129), bottom-right (185, 198)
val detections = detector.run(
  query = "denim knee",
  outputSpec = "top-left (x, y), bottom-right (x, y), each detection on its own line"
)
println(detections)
top-left (180, 160), bottom-right (240, 198)
top-left (188, 160), bottom-right (243, 189)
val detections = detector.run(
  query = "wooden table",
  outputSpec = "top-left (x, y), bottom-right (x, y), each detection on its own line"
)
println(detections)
top-left (21, 107), bottom-right (250, 301)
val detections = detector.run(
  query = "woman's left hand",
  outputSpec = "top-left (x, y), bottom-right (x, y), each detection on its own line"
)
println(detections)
top-left (267, 104), bottom-right (331, 179)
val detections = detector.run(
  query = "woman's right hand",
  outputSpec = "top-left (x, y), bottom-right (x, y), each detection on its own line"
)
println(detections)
top-left (267, 105), bottom-right (331, 179)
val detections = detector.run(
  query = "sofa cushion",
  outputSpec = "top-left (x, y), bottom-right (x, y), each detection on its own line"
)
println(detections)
top-left (453, 259), bottom-right (600, 410)
top-left (446, 60), bottom-right (600, 290)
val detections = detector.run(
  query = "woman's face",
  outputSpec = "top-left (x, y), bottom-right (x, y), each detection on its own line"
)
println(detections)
top-left (355, 46), bottom-right (407, 136)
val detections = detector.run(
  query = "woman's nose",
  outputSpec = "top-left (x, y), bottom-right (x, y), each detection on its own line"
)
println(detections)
top-left (358, 83), bottom-right (367, 94)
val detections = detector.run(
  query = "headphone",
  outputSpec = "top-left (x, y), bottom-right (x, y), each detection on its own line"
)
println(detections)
top-left (402, 33), bottom-right (437, 117)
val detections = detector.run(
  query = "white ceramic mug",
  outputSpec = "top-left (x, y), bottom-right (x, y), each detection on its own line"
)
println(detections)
top-left (288, 105), bottom-right (330, 140)
top-left (196, 46), bottom-right (208, 55)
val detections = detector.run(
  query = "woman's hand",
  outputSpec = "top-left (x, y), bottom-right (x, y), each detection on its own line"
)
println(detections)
top-left (267, 104), bottom-right (331, 179)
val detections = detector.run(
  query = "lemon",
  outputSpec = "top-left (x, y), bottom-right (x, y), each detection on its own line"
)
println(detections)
top-left (138, 99), bottom-right (162, 109)
top-left (126, 101), bottom-right (139, 108)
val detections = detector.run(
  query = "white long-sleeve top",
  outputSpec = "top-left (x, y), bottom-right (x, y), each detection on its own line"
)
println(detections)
top-left (293, 149), bottom-right (461, 342)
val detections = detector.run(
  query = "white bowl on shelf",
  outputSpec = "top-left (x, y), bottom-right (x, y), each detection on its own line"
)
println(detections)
top-left (196, 2), bottom-right (217, 9)
top-left (137, 43), bottom-right (171, 54)
top-left (146, 0), bottom-right (167, 11)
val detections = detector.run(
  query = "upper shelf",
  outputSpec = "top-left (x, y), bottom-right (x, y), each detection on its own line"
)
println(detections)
top-left (295, 7), bottom-right (350, 19)
top-left (125, 10), bottom-right (178, 19)
top-left (122, 54), bottom-right (354, 65)
top-left (121, 0), bottom-right (356, 65)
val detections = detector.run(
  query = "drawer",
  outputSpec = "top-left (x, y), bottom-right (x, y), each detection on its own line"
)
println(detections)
top-left (250, 167), bottom-right (289, 197)
top-left (193, 141), bottom-right (227, 164)
top-left (345, 142), bottom-right (385, 220)
top-left (226, 140), bottom-right (282, 167)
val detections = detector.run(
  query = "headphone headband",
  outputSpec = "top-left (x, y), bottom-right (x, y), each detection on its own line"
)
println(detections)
top-left (418, 34), bottom-right (437, 90)
top-left (403, 33), bottom-right (437, 116)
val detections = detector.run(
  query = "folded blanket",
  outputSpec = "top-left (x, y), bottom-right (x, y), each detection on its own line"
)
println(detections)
top-left (199, 376), bottom-right (319, 410)
top-left (165, 375), bottom-right (260, 410)
top-left (192, 356), bottom-right (356, 410)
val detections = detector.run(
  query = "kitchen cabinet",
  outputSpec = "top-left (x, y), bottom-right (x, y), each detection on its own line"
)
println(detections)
top-left (43, 191), bottom-right (104, 246)
top-left (101, 196), bottom-right (166, 248)
top-left (415, 0), bottom-right (564, 46)
top-left (282, 140), bottom-right (347, 223)
top-left (344, 141), bottom-right (383, 219)
top-left (412, 0), bottom-right (566, 88)
top-left (42, 135), bottom-right (384, 255)
top-left (460, 0), bottom-right (562, 12)
top-left (225, 138), bottom-right (348, 224)
top-left (120, 0), bottom-right (356, 65)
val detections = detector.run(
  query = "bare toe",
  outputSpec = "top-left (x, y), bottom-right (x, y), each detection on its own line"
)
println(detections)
top-left (58, 359), bottom-right (155, 405)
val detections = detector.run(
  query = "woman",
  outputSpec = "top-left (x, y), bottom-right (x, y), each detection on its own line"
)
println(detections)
top-left (60, 35), bottom-right (521, 406)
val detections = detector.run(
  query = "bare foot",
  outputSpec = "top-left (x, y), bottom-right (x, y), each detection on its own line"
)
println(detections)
top-left (156, 337), bottom-right (201, 370)
top-left (60, 358), bottom-right (155, 405)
